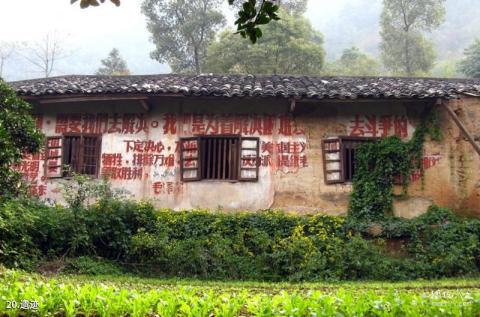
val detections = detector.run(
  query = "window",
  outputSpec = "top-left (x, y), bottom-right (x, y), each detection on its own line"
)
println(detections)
top-left (45, 134), bottom-right (102, 178)
top-left (322, 136), bottom-right (375, 184)
top-left (180, 136), bottom-right (259, 182)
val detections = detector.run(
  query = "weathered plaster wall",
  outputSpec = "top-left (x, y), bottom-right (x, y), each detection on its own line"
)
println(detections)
top-left (19, 96), bottom-right (480, 217)
top-left (409, 96), bottom-right (480, 218)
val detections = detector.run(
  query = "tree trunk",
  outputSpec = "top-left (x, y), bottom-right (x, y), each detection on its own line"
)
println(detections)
top-left (194, 46), bottom-right (200, 75)
top-left (405, 34), bottom-right (411, 76)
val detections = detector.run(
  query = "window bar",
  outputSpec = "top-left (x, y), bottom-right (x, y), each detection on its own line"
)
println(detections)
top-left (221, 139), bottom-right (226, 179)
top-left (206, 138), bottom-right (212, 179)
top-left (228, 139), bottom-right (234, 179)
top-left (213, 138), bottom-right (217, 179)
top-left (351, 148), bottom-right (355, 180)
top-left (200, 138), bottom-right (205, 179)
top-left (218, 138), bottom-right (223, 179)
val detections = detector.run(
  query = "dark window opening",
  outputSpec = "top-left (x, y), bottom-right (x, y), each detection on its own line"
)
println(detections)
top-left (342, 138), bottom-right (373, 182)
top-left (323, 136), bottom-right (375, 184)
top-left (200, 137), bottom-right (239, 180)
top-left (61, 134), bottom-right (101, 177)
top-left (180, 136), bottom-right (259, 182)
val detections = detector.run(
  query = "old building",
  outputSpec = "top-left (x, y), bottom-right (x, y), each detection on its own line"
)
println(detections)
top-left (9, 74), bottom-right (480, 217)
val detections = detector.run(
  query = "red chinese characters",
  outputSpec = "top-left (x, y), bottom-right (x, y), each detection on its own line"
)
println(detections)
top-left (184, 113), bottom-right (303, 136)
top-left (13, 151), bottom-right (47, 196)
top-left (349, 114), bottom-right (409, 138)
top-left (260, 141), bottom-right (308, 170)
top-left (163, 114), bottom-right (177, 135)
top-left (410, 154), bottom-right (442, 182)
top-left (152, 181), bottom-right (183, 195)
top-left (55, 113), bottom-right (152, 135)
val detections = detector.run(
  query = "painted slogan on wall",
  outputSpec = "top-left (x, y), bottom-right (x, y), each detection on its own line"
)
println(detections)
top-left (14, 111), bottom-right (441, 201)
top-left (16, 112), bottom-right (308, 199)
top-left (348, 114), bottom-right (410, 138)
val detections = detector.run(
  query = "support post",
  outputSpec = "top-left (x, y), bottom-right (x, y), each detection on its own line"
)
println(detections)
top-left (439, 99), bottom-right (480, 156)
top-left (289, 98), bottom-right (296, 113)
top-left (140, 99), bottom-right (151, 112)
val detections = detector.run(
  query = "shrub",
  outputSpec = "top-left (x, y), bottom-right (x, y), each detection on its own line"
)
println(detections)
top-left (64, 256), bottom-right (124, 275)
top-left (0, 198), bottom-right (42, 268)
top-left (1, 197), bottom-right (480, 281)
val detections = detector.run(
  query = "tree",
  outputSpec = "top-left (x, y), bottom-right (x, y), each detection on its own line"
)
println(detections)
top-left (72, 0), bottom-right (281, 44)
top-left (230, 0), bottom-right (307, 19)
top-left (0, 41), bottom-right (16, 79)
top-left (142, 0), bottom-right (225, 74)
top-left (71, 0), bottom-right (120, 8)
top-left (379, 0), bottom-right (445, 76)
top-left (21, 32), bottom-right (69, 78)
top-left (0, 79), bottom-right (43, 199)
top-left (95, 48), bottom-right (131, 76)
top-left (204, 11), bottom-right (324, 75)
top-left (323, 47), bottom-right (380, 76)
top-left (459, 39), bottom-right (480, 78)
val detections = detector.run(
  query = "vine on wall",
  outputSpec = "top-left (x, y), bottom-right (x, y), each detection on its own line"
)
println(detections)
top-left (347, 105), bottom-right (442, 221)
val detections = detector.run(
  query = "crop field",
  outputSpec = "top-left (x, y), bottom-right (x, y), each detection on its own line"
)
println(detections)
top-left (1, 270), bottom-right (480, 316)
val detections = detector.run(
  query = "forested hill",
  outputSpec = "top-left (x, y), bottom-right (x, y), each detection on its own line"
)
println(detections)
top-left (308, 0), bottom-right (480, 61)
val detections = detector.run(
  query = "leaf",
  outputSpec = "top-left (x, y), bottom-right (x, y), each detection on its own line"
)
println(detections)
top-left (249, 31), bottom-right (257, 44)
top-left (254, 27), bottom-right (262, 39)
top-left (80, 0), bottom-right (90, 8)
top-left (256, 15), bottom-right (270, 25)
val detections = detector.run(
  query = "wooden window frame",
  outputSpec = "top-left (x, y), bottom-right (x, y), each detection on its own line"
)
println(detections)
top-left (45, 133), bottom-right (102, 179)
top-left (322, 136), bottom-right (376, 185)
top-left (180, 135), bottom-right (260, 182)
top-left (45, 136), bottom-right (64, 179)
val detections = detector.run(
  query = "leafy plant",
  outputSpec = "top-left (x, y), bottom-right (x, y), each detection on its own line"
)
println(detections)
top-left (348, 107), bottom-right (442, 221)
top-left (2, 270), bottom-right (480, 316)
top-left (0, 79), bottom-right (43, 200)
top-left (64, 256), bottom-right (124, 275)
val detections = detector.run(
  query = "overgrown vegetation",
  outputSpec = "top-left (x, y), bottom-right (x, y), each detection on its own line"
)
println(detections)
top-left (1, 185), bottom-right (480, 281)
top-left (348, 106), bottom-right (442, 221)
top-left (0, 79), bottom-right (43, 200)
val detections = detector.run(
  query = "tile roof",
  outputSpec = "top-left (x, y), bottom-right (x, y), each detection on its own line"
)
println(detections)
top-left (9, 74), bottom-right (480, 100)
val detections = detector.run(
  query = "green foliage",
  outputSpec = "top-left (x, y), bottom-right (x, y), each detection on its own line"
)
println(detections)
top-left (232, 0), bottom-right (280, 44)
top-left (459, 39), bottom-right (480, 78)
top-left (95, 48), bottom-right (131, 76)
top-left (204, 11), bottom-right (325, 75)
top-left (1, 176), bottom-right (480, 281)
top-left (60, 173), bottom-right (129, 211)
top-left (71, 0), bottom-right (120, 9)
top-left (65, 256), bottom-right (124, 275)
top-left (0, 198), bottom-right (43, 268)
top-left (348, 107), bottom-right (442, 221)
top-left (142, 0), bottom-right (225, 74)
top-left (380, 0), bottom-right (446, 76)
top-left (323, 46), bottom-right (380, 76)
top-left (0, 79), bottom-right (43, 200)
top-left (432, 58), bottom-right (460, 78)
top-left (3, 269), bottom-right (480, 317)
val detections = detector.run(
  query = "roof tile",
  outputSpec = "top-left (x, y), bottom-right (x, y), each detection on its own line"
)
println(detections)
top-left (8, 74), bottom-right (480, 100)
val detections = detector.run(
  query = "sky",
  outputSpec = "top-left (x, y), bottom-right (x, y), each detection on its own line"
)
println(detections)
top-left (0, 0), bottom-right (359, 81)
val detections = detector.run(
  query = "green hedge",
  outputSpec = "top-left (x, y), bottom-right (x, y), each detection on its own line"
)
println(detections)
top-left (1, 198), bottom-right (479, 281)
